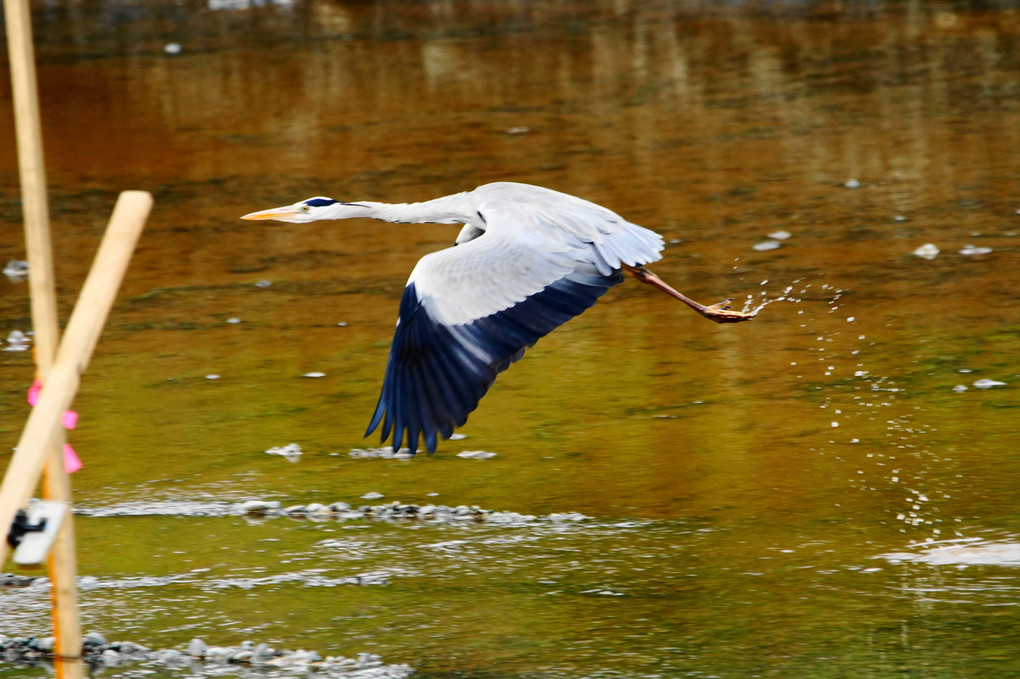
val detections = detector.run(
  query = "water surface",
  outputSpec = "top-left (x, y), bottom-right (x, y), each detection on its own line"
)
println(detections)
top-left (1, 1), bottom-right (1019, 677)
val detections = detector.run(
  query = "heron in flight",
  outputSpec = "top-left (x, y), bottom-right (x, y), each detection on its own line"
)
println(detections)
top-left (242, 182), bottom-right (754, 455)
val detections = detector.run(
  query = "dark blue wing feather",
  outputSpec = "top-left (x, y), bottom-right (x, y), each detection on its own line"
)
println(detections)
top-left (365, 269), bottom-right (623, 455)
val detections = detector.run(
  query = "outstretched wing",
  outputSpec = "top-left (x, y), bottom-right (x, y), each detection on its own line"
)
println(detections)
top-left (365, 204), bottom-right (663, 456)
top-left (363, 230), bottom-right (613, 455)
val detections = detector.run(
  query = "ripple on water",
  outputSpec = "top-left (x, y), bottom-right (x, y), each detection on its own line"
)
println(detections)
top-left (73, 499), bottom-right (591, 527)
top-left (881, 538), bottom-right (1020, 567)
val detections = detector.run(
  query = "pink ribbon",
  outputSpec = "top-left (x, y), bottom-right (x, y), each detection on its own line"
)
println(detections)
top-left (27, 380), bottom-right (82, 474)
top-left (63, 444), bottom-right (83, 474)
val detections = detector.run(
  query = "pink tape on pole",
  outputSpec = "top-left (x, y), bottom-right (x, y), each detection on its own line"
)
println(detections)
top-left (28, 380), bottom-right (42, 406)
top-left (63, 444), bottom-right (83, 474)
top-left (26, 380), bottom-right (84, 473)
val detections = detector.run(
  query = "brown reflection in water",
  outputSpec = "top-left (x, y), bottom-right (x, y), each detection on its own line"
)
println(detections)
top-left (0, 1), bottom-right (1017, 518)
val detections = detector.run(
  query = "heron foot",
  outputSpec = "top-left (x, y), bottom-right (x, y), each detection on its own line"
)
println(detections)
top-left (698, 298), bottom-right (757, 324)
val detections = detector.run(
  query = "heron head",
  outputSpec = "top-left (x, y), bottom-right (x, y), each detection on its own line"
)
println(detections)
top-left (241, 197), bottom-right (344, 223)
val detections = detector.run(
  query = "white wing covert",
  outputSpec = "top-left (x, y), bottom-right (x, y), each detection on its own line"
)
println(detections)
top-left (365, 194), bottom-right (664, 455)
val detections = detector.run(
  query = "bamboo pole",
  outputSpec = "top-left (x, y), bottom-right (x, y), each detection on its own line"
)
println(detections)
top-left (3, 0), bottom-right (81, 674)
top-left (4, 0), bottom-right (58, 363)
top-left (0, 190), bottom-right (152, 578)
top-left (45, 479), bottom-right (80, 672)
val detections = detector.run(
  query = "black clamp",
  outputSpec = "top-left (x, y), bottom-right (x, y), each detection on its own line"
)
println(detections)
top-left (6, 509), bottom-right (47, 549)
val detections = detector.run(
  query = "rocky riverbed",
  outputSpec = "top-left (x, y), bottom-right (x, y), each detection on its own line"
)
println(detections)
top-left (0, 632), bottom-right (413, 677)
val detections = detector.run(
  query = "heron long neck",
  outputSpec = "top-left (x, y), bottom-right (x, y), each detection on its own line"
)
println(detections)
top-left (351, 192), bottom-right (473, 225)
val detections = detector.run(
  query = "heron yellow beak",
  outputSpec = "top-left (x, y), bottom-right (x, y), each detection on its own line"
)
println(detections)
top-left (240, 205), bottom-right (301, 221)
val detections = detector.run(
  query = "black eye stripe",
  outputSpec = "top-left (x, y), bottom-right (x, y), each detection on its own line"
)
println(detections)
top-left (305, 198), bottom-right (337, 207)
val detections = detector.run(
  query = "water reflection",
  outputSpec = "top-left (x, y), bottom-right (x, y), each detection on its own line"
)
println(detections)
top-left (2, 0), bottom-right (1019, 677)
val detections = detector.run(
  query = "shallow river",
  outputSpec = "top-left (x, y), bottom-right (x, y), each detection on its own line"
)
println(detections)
top-left (2, 1), bottom-right (1019, 677)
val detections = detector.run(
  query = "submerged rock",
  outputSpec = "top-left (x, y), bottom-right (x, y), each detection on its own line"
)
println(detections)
top-left (456, 450), bottom-right (497, 459)
top-left (3, 330), bottom-right (31, 352)
top-left (251, 642), bottom-right (275, 663)
top-left (83, 632), bottom-right (108, 646)
top-left (239, 500), bottom-right (282, 516)
top-left (187, 638), bottom-right (208, 657)
top-left (349, 446), bottom-right (414, 459)
top-left (973, 378), bottom-right (1007, 389)
top-left (265, 443), bottom-right (303, 462)
top-left (2, 260), bottom-right (28, 280)
top-left (0, 573), bottom-right (38, 588)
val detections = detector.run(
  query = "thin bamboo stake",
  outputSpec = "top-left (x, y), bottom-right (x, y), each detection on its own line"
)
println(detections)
top-left (45, 470), bottom-right (81, 671)
top-left (0, 190), bottom-right (152, 567)
top-left (4, 0), bottom-right (58, 365)
top-left (4, 1), bottom-right (81, 674)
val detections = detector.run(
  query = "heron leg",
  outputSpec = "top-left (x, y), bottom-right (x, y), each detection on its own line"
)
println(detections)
top-left (624, 265), bottom-right (756, 324)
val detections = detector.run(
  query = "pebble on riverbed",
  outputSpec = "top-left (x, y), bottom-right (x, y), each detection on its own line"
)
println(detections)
top-left (3, 330), bottom-right (31, 352)
top-left (2, 259), bottom-right (29, 280)
top-left (0, 633), bottom-right (413, 677)
top-left (265, 443), bottom-right (303, 462)
top-left (349, 446), bottom-right (415, 459)
top-left (456, 450), bottom-right (498, 459)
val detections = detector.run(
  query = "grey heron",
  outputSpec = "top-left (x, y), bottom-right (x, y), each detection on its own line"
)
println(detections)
top-left (242, 182), bottom-right (754, 455)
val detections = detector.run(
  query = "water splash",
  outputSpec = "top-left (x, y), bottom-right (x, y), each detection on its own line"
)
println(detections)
top-left (739, 277), bottom-right (810, 315)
